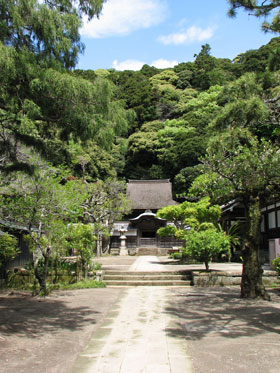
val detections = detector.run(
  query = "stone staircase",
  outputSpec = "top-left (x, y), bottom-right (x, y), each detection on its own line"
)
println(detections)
top-left (137, 247), bottom-right (159, 256)
top-left (103, 270), bottom-right (193, 286)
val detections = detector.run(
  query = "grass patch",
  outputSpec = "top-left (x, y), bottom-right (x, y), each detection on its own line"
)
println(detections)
top-left (3, 277), bottom-right (106, 294)
top-left (265, 283), bottom-right (280, 289)
top-left (55, 279), bottom-right (106, 290)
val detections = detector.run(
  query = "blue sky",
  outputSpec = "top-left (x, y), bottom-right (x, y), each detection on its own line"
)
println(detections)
top-left (77, 0), bottom-right (275, 71)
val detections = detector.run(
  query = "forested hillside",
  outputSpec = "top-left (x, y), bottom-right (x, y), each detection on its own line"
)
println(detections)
top-left (74, 37), bottom-right (280, 195)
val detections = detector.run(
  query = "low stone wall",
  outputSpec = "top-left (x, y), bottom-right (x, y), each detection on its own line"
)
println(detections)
top-left (192, 270), bottom-right (279, 287)
top-left (4, 267), bottom-right (98, 288)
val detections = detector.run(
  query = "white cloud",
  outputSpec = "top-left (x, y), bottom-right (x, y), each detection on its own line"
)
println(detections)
top-left (158, 25), bottom-right (216, 45)
top-left (112, 59), bottom-right (146, 71)
top-left (81, 0), bottom-right (167, 38)
top-left (151, 58), bottom-right (178, 69)
top-left (112, 58), bottom-right (178, 71)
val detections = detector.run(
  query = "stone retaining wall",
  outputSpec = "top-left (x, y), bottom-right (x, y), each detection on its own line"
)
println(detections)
top-left (192, 270), bottom-right (279, 287)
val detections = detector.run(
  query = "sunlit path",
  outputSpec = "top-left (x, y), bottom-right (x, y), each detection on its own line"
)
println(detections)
top-left (72, 286), bottom-right (193, 373)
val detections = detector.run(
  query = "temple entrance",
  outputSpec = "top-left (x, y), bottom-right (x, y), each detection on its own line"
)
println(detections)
top-left (139, 230), bottom-right (157, 247)
top-left (110, 211), bottom-right (184, 254)
top-left (130, 211), bottom-right (166, 248)
top-left (142, 231), bottom-right (156, 238)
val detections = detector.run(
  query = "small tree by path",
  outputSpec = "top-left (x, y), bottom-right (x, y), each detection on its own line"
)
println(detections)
top-left (81, 180), bottom-right (131, 256)
top-left (157, 197), bottom-right (231, 270)
top-left (66, 223), bottom-right (96, 279)
top-left (0, 166), bottom-right (85, 295)
top-left (181, 229), bottom-right (230, 271)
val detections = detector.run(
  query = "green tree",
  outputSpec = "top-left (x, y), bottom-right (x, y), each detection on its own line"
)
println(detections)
top-left (81, 180), bottom-right (131, 256)
top-left (0, 0), bottom-right (105, 68)
top-left (228, 0), bottom-right (280, 33)
top-left (125, 121), bottom-right (165, 179)
top-left (0, 232), bottom-right (19, 270)
top-left (150, 70), bottom-right (181, 119)
top-left (0, 165), bottom-right (85, 295)
top-left (157, 197), bottom-right (220, 229)
top-left (157, 197), bottom-right (230, 270)
top-left (182, 229), bottom-right (230, 270)
top-left (66, 223), bottom-right (96, 278)
top-left (0, 50), bottom-right (129, 175)
top-left (0, 1), bottom-right (133, 175)
top-left (183, 85), bottom-right (223, 126)
top-left (157, 120), bottom-right (205, 176)
top-left (192, 44), bottom-right (217, 90)
top-left (110, 70), bottom-right (156, 129)
top-left (173, 165), bottom-right (203, 195)
top-left (190, 128), bottom-right (280, 299)
top-left (211, 72), bottom-right (280, 140)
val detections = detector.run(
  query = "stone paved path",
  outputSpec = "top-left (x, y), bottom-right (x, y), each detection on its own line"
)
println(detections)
top-left (128, 255), bottom-right (166, 271)
top-left (72, 286), bottom-right (193, 373)
top-left (72, 256), bottom-right (193, 372)
top-left (72, 257), bottom-right (280, 373)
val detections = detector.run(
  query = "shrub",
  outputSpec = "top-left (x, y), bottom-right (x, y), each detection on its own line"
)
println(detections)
top-left (182, 229), bottom-right (231, 270)
top-left (0, 232), bottom-right (19, 269)
top-left (170, 252), bottom-right (182, 260)
top-left (272, 256), bottom-right (280, 276)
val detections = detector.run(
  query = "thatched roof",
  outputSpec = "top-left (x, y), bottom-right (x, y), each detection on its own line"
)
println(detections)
top-left (127, 180), bottom-right (177, 210)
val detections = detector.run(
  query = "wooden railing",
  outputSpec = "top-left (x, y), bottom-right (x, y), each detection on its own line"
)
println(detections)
top-left (139, 238), bottom-right (157, 247)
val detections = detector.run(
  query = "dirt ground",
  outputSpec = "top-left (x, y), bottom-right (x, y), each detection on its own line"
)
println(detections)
top-left (0, 288), bottom-right (125, 373)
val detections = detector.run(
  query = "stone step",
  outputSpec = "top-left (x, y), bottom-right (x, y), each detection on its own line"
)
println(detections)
top-left (103, 269), bottom-right (193, 286)
top-left (103, 274), bottom-right (191, 281)
top-left (105, 280), bottom-right (192, 286)
top-left (103, 270), bottom-right (192, 276)
top-left (137, 248), bottom-right (159, 255)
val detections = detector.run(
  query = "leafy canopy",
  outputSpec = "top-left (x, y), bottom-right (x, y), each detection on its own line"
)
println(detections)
top-left (0, 0), bottom-right (106, 68)
top-left (157, 197), bottom-right (230, 270)
top-left (228, 0), bottom-right (280, 33)
top-left (189, 128), bottom-right (280, 204)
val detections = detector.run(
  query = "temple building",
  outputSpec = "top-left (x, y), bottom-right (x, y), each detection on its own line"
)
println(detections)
top-left (110, 180), bottom-right (182, 255)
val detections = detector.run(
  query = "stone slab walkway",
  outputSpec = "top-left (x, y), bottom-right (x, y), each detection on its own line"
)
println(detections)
top-left (71, 257), bottom-right (280, 373)
top-left (96, 255), bottom-right (244, 273)
top-left (72, 285), bottom-right (280, 373)
top-left (128, 256), bottom-right (167, 271)
top-left (71, 286), bottom-right (194, 373)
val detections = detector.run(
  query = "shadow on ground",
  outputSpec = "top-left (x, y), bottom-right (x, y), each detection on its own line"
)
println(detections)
top-left (0, 288), bottom-right (123, 373)
top-left (0, 292), bottom-right (99, 337)
top-left (165, 287), bottom-right (280, 341)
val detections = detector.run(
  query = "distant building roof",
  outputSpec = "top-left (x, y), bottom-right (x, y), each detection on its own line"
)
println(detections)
top-left (127, 179), bottom-right (177, 210)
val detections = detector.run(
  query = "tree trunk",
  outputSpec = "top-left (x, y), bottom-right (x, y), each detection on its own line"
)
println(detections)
top-left (102, 236), bottom-right (110, 255)
top-left (96, 233), bottom-right (102, 257)
top-left (241, 197), bottom-right (270, 300)
top-left (82, 258), bottom-right (88, 280)
top-left (34, 247), bottom-right (51, 296)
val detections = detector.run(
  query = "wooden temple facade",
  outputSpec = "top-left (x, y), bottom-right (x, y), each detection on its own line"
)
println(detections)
top-left (110, 180), bottom-right (183, 255)
top-left (221, 200), bottom-right (280, 265)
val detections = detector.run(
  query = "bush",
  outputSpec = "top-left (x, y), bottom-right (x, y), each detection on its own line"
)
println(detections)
top-left (273, 256), bottom-right (280, 276)
top-left (0, 233), bottom-right (19, 269)
top-left (6, 257), bottom-right (104, 293)
top-left (182, 229), bottom-right (230, 270)
top-left (170, 252), bottom-right (182, 260)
